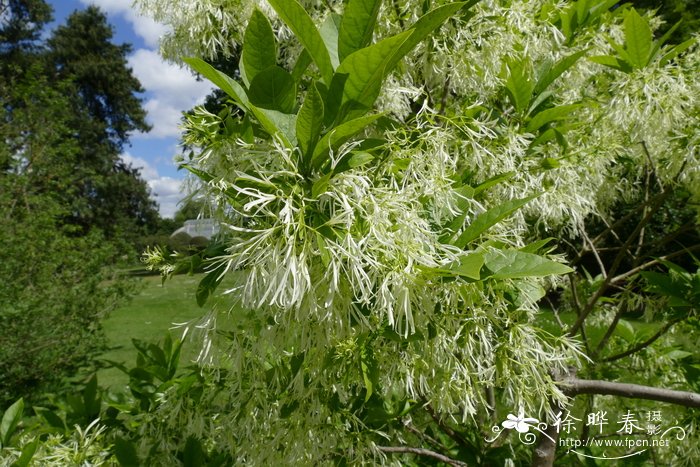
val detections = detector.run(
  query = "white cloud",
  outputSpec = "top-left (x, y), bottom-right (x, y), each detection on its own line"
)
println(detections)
top-left (78, 2), bottom-right (212, 139)
top-left (128, 49), bottom-right (213, 138)
top-left (80, 0), bottom-right (168, 48)
top-left (121, 152), bottom-right (184, 218)
top-left (148, 177), bottom-right (183, 218)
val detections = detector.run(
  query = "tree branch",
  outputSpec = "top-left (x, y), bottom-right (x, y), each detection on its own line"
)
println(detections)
top-left (423, 401), bottom-right (469, 448)
top-left (378, 446), bottom-right (468, 467)
top-left (607, 244), bottom-right (700, 285)
top-left (567, 188), bottom-right (672, 336)
top-left (601, 318), bottom-right (685, 363)
top-left (592, 302), bottom-right (626, 359)
top-left (562, 378), bottom-right (700, 408)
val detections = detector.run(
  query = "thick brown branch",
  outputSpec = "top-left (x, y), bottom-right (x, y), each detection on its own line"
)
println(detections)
top-left (378, 446), bottom-right (468, 467)
top-left (563, 378), bottom-right (700, 408)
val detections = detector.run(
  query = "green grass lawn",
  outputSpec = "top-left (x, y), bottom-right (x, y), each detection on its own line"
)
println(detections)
top-left (97, 273), bottom-right (210, 391)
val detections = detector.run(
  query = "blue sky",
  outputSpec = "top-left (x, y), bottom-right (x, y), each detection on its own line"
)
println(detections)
top-left (47, 0), bottom-right (214, 217)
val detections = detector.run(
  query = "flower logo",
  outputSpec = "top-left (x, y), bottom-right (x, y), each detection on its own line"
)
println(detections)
top-left (502, 411), bottom-right (539, 433)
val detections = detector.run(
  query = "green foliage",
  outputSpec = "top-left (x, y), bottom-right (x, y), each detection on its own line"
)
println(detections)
top-left (590, 7), bottom-right (696, 71)
top-left (12, 0), bottom-right (699, 464)
top-left (0, 2), bottom-right (156, 408)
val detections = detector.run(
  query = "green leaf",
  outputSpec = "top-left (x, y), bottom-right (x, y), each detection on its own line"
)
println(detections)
top-left (35, 407), bottom-right (65, 430)
top-left (526, 104), bottom-right (582, 132)
top-left (346, 151), bottom-right (375, 168)
top-left (323, 72), bottom-right (349, 127)
top-left (484, 249), bottom-right (573, 279)
top-left (242, 9), bottom-right (277, 83)
top-left (248, 66), bottom-right (297, 114)
top-left (515, 280), bottom-right (546, 306)
top-left (533, 50), bottom-right (587, 96)
top-left (472, 172), bottom-right (515, 195)
top-left (255, 109), bottom-right (297, 147)
top-left (519, 238), bottom-right (555, 254)
top-left (589, 55), bottom-right (628, 72)
top-left (665, 349), bottom-right (692, 360)
top-left (623, 8), bottom-right (652, 68)
top-left (196, 262), bottom-right (227, 307)
top-left (504, 57), bottom-right (534, 113)
top-left (296, 83), bottom-right (325, 158)
top-left (13, 438), bottom-right (38, 467)
top-left (359, 342), bottom-right (378, 403)
top-left (266, 0), bottom-right (334, 84)
top-left (436, 253), bottom-right (485, 280)
top-left (113, 437), bottom-right (140, 466)
top-left (390, 2), bottom-right (471, 71)
top-left (291, 49), bottom-right (312, 81)
top-left (649, 20), bottom-right (682, 60)
top-left (183, 57), bottom-right (249, 108)
top-left (1, 398), bottom-right (24, 448)
top-left (83, 374), bottom-right (100, 418)
top-left (452, 194), bottom-right (539, 248)
top-left (616, 319), bottom-right (635, 343)
top-left (338, 0), bottom-right (382, 62)
top-left (183, 436), bottom-right (206, 467)
top-left (337, 1), bottom-right (469, 119)
top-left (320, 13), bottom-right (342, 69)
top-left (659, 38), bottom-right (696, 66)
top-left (311, 172), bottom-right (332, 198)
top-left (311, 113), bottom-right (383, 169)
top-left (336, 30), bottom-right (413, 115)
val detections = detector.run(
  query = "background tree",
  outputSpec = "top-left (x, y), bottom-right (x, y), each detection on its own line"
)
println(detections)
top-left (45, 6), bottom-right (159, 243)
top-left (0, 1), bottom-right (159, 405)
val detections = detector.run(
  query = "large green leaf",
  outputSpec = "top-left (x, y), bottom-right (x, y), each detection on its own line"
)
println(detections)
top-left (320, 13), bottom-right (342, 69)
top-left (533, 50), bottom-right (587, 96)
top-left (113, 437), bottom-right (140, 466)
top-left (526, 104), bottom-right (582, 132)
top-left (196, 262), bottom-right (228, 307)
top-left (336, 30), bottom-right (413, 115)
top-left (336, 1), bottom-right (469, 119)
top-left (452, 194), bottom-right (539, 248)
top-left (248, 66), bottom-right (297, 114)
top-left (387, 1), bottom-right (471, 71)
top-left (623, 8), bottom-right (652, 68)
top-left (266, 0), bottom-right (334, 84)
top-left (311, 113), bottom-right (384, 168)
top-left (297, 83), bottom-right (325, 159)
top-left (504, 57), bottom-right (534, 114)
top-left (484, 249), bottom-right (573, 279)
top-left (184, 57), bottom-right (249, 108)
top-left (0, 398), bottom-right (23, 448)
top-left (242, 9), bottom-right (277, 83)
top-left (338, 0), bottom-right (382, 62)
top-left (434, 253), bottom-right (485, 280)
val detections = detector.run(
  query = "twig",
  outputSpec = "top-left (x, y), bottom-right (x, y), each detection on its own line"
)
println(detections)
top-left (423, 401), bottom-right (469, 448)
top-left (592, 302), bottom-right (627, 359)
top-left (404, 422), bottom-right (449, 453)
top-left (582, 229), bottom-right (607, 278)
top-left (607, 244), bottom-right (700, 285)
top-left (567, 188), bottom-right (672, 337)
top-left (602, 318), bottom-right (685, 363)
top-left (378, 446), bottom-right (468, 467)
